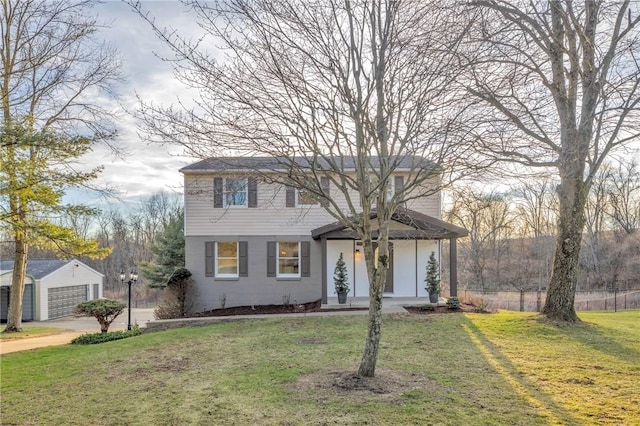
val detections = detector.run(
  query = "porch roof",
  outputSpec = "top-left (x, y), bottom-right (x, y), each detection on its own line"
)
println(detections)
top-left (311, 207), bottom-right (468, 240)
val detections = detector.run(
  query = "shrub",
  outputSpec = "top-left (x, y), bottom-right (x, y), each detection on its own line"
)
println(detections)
top-left (74, 299), bottom-right (125, 333)
top-left (71, 328), bottom-right (143, 345)
top-left (419, 304), bottom-right (436, 311)
top-left (154, 268), bottom-right (197, 319)
top-left (446, 296), bottom-right (461, 310)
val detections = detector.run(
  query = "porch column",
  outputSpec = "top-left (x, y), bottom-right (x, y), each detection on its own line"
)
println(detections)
top-left (321, 236), bottom-right (328, 303)
top-left (449, 237), bottom-right (458, 297)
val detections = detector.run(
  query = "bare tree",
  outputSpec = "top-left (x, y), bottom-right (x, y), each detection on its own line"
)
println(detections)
top-left (1, 0), bottom-right (122, 331)
top-left (130, 0), bottom-right (474, 376)
top-left (463, 1), bottom-right (640, 321)
top-left (608, 161), bottom-right (640, 234)
top-left (514, 178), bottom-right (558, 239)
top-left (447, 187), bottom-right (515, 289)
top-left (583, 166), bottom-right (612, 283)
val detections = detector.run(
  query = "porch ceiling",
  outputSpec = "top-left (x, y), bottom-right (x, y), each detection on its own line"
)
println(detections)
top-left (311, 207), bottom-right (469, 240)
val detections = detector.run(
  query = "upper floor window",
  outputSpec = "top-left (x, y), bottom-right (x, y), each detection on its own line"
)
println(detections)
top-left (374, 175), bottom-right (404, 201)
top-left (285, 177), bottom-right (330, 207)
top-left (298, 189), bottom-right (319, 206)
top-left (214, 177), bottom-right (257, 208)
top-left (225, 178), bottom-right (247, 207)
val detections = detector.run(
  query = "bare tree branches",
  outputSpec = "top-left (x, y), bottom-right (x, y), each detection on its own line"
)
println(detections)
top-left (462, 0), bottom-right (640, 321)
top-left (129, 0), bottom-right (475, 376)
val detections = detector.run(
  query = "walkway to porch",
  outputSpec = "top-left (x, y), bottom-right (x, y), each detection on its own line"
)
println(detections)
top-left (323, 296), bottom-right (446, 313)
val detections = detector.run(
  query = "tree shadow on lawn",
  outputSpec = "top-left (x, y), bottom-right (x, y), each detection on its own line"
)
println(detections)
top-left (461, 317), bottom-right (583, 425)
top-left (542, 318), bottom-right (640, 366)
top-left (288, 314), bottom-right (577, 423)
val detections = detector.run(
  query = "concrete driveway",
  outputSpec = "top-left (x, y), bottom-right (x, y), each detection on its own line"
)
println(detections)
top-left (1, 308), bottom-right (156, 355)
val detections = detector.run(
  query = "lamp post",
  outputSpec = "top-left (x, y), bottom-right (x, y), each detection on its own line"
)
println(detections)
top-left (120, 269), bottom-right (138, 331)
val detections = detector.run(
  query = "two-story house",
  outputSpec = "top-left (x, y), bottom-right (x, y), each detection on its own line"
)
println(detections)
top-left (180, 156), bottom-right (468, 311)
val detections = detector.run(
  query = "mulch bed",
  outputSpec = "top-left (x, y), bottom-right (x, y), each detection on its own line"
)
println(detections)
top-left (194, 299), bottom-right (333, 317)
top-left (192, 299), bottom-right (481, 317)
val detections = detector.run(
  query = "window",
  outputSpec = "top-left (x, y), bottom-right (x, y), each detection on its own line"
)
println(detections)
top-left (371, 175), bottom-right (403, 201)
top-left (214, 177), bottom-right (257, 208)
top-left (298, 189), bottom-right (319, 206)
top-left (216, 242), bottom-right (238, 277)
top-left (286, 177), bottom-right (329, 207)
top-left (206, 241), bottom-right (248, 278)
top-left (277, 242), bottom-right (300, 277)
top-left (224, 178), bottom-right (247, 207)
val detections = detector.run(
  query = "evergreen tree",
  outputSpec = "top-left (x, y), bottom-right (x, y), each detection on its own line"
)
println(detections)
top-left (425, 251), bottom-right (441, 295)
top-left (333, 252), bottom-right (349, 293)
top-left (1, 0), bottom-right (121, 332)
top-left (139, 210), bottom-right (185, 288)
top-left (1, 121), bottom-right (110, 332)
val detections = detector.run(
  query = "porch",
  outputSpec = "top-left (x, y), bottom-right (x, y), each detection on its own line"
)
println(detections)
top-left (322, 296), bottom-right (447, 312)
top-left (312, 208), bottom-right (469, 303)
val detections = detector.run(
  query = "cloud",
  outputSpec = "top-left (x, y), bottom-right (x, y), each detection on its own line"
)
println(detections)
top-left (76, 1), bottom-right (205, 202)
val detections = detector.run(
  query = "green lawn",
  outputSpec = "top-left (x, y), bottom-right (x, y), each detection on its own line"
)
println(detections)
top-left (1, 310), bottom-right (638, 425)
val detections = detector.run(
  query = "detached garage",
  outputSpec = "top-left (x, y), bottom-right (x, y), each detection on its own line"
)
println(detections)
top-left (0, 259), bottom-right (104, 321)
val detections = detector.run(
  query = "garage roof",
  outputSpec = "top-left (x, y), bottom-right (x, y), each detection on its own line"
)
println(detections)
top-left (0, 259), bottom-right (68, 279)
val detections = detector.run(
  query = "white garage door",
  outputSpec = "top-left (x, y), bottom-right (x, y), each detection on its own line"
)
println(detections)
top-left (48, 285), bottom-right (88, 319)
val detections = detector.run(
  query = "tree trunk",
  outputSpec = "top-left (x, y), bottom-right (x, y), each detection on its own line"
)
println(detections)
top-left (358, 269), bottom-right (385, 377)
top-left (541, 179), bottom-right (587, 322)
top-left (358, 222), bottom-right (390, 378)
top-left (4, 237), bottom-right (28, 332)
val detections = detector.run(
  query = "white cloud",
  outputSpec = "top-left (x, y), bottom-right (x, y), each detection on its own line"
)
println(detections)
top-left (75, 1), bottom-right (206, 203)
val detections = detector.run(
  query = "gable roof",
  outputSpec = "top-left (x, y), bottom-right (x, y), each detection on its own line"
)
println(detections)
top-left (311, 207), bottom-right (468, 240)
top-left (180, 155), bottom-right (437, 174)
top-left (0, 259), bottom-right (67, 279)
top-left (0, 259), bottom-right (103, 279)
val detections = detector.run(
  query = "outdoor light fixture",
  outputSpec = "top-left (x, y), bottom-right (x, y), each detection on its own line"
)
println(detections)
top-left (120, 269), bottom-right (138, 331)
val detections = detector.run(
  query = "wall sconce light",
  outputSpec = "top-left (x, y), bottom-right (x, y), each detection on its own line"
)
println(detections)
top-left (355, 248), bottom-right (360, 254)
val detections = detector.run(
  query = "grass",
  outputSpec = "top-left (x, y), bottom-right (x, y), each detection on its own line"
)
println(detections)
top-left (0, 325), bottom-right (65, 341)
top-left (1, 310), bottom-right (638, 425)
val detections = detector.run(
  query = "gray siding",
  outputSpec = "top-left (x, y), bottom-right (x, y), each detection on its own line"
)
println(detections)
top-left (0, 284), bottom-right (34, 321)
top-left (186, 235), bottom-right (323, 312)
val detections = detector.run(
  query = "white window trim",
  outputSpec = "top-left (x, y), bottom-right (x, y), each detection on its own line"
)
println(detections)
top-left (224, 177), bottom-right (248, 208)
top-left (277, 241), bottom-right (301, 278)
top-left (215, 241), bottom-right (239, 278)
top-left (385, 177), bottom-right (395, 201)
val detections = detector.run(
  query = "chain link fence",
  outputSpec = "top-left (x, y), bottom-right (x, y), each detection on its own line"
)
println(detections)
top-left (459, 288), bottom-right (640, 312)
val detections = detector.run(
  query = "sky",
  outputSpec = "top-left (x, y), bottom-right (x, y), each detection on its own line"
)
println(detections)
top-left (79, 1), bottom-right (202, 205)
top-left (80, 1), bottom-right (640, 206)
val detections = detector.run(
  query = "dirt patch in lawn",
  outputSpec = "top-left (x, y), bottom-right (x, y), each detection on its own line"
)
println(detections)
top-left (291, 368), bottom-right (434, 404)
top-left (193, 299), bottom-right (367, 317)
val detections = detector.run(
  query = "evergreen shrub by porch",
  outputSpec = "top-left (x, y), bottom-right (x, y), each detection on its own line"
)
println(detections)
top-left (419, 304), bottom-right (436, 311)
top-left (446, 297), bottom-right (461, 310)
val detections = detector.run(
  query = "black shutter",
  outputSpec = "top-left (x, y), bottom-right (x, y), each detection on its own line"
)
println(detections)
top-left (214, 177), bottom-right (223, 208)
top-left (394, 175), bottom-right (404, 194)
top-left (248, 177), bottom-right (257, 208)
top-left (205, 242), bottom-right (214, 277)
top-left (285, 185), bottom-right (296, 207)
top-left (301, 241), bottom-right (310, 277)
top-left (267, 241), bottom-right (277, 277)
top-left (320, 177), bottom-right (330, 196)
top-left (239, 241), bottom-right (248, 277)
